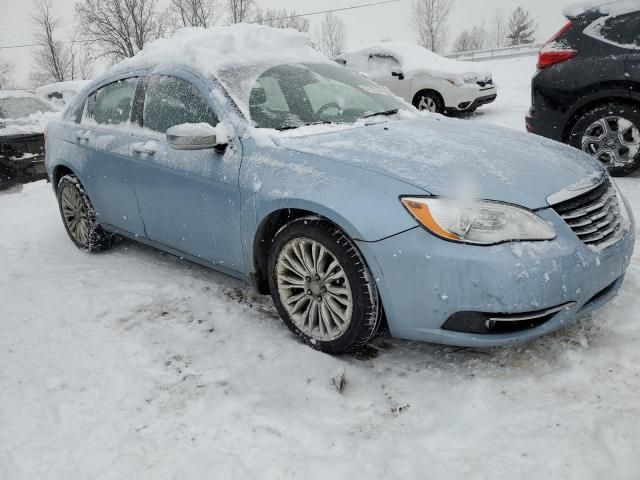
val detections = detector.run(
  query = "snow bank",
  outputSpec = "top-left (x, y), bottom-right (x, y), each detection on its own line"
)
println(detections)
top-left (339, 41), bottom-right (491, 83)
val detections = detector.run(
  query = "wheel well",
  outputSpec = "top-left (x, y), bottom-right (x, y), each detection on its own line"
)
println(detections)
top-left (562, 97), bottom-right (640, 142)
top-left (412, 89), bottom-right (443, 108)
top-left (252, 209), bottom-right (336, 294)
top-left (52, 165), bottom-right (74, 192)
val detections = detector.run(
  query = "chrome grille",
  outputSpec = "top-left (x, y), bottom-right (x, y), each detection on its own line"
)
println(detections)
top-left (551, 179), bottom-right (622, 247)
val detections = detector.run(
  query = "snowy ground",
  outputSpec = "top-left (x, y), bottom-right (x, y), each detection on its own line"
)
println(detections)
top-left (2, 56), bottom-right (640, 479)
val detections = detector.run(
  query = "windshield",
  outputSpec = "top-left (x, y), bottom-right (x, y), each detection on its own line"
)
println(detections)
top-left (0, 96), bottom-right (55, 119)
top-left (220, 62), bottom-right (411, 130)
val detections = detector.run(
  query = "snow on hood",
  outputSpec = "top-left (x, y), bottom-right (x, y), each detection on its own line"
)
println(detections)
top-left (0, 91), bottom-right (59, 136)
top-left (338, 41), bottom-right (491, 83)
top-left (563, 0), bottom-right (639, 18)
top-left (0, 111), bottom-right (58, 136)
top-left (273, 116), bottom-right (605, 210)
top-left (35, 80), bottom-right (91, 107)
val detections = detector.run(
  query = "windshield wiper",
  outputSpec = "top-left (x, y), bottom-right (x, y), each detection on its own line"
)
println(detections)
top-left (276, 121), bottom-right (334, 131)
top-left (363, 109), bottom-right (399, 119)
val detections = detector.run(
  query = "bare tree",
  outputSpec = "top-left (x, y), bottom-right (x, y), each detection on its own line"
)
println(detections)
top-left (69, 35), bottom-right (94, 80)
top-left (452, 24), bottom-right (487, 53)
top-left (254, 8), bottom-right (310, 32)
top-left (410, 0), bottom-right (455, 53)
top-left (75, 0), bottom-right (168, 62)
top-left (506, 7), bottom-right (537, 46)
top-left (489, 8), bottom-right (507, 48)
top-left (30, 0), bottom-right (72, 85)
top-left (228, 0), bottom-right (254, 24)
top-left (169, 0), bottom-right (224, 29)
top-left (313, 12), bottom-right (346, 57)
top-left (0, 59), bottom-right (13, 89)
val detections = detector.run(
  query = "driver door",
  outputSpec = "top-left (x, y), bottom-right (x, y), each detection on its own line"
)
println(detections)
top-left (129, 72), bottom-right (244, 273)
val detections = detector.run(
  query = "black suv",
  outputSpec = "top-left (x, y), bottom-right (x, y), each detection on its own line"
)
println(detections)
top-left (526, 2), bottom-right (640, 175)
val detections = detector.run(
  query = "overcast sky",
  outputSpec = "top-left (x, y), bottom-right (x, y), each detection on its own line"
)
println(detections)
top-left (0, 0), bottom-right (580, 88)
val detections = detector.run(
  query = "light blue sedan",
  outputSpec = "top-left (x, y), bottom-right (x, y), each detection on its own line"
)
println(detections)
top-left (45, 54), bottom-right (635, 353)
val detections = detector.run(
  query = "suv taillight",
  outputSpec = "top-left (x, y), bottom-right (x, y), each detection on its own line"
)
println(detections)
top-left (537, 20), bottom-right (577, 69)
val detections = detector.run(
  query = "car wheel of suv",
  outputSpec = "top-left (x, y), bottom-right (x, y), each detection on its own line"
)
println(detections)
top-left (569, 103), bottom-right (640, 176)
top-left (268, 218), bottom-right (381, 354)
top-left (57, 174), bottom-right (113, 252)
top-left (413, 90), bottom-right (445, 114)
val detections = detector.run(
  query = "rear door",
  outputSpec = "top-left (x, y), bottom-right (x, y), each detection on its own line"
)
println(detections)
top-left (75, 77), bottom-right (146, 236)
top-left (129, 72), bottom-right (244, 273)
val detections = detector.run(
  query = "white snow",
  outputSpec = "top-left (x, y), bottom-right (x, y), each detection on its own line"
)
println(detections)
top-left (339, 41), bottom-right (491, 83)
top-left (563, 0), bottom-right (639, 18)
top-left (2, 54), bottom-right (640, 478)
top-left (34, 80), bottom-right (90, 108)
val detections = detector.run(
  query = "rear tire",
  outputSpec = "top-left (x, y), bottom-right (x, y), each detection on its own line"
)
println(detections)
top-left (57, 174), bottom-right (113, 252)
top-left (268, 219), bottom-right (381, 354)
top-left (569, 102), bottom-right (640, 176)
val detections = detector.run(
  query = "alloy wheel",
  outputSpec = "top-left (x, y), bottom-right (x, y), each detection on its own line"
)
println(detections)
top-left (61, 185), bottom-right (90, 244)
top-left (418, 96), bottom-right (438, 113)
top-left (581, 116), bottom-right (640, 167)
top-left (276, 238), bottom-right (353, 342)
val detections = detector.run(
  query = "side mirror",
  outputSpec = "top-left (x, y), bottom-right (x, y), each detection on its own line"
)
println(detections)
top-left (391, 70), bottom-right (405, 80)
top-left (166, 123), bottom-right (226, 151)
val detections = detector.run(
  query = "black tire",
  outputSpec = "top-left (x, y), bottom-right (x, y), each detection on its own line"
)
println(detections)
top-left (267, 219), bottom-right (381, 354)
top-left (569, 102), bottom-right (640, 176)
top-left (57, 174), bottom-right (113, 252)
top-left (413, 90), bottom-right (445, 114)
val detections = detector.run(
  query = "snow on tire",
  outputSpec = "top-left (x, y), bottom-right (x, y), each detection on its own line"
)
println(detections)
top-left (57, 174), bottom-right (113, 252)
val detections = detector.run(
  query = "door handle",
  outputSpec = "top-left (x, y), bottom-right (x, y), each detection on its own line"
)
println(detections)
top-left (133, 143), bottom-right (157, 155)
top-left (76, 131), bottom-right (90, 142)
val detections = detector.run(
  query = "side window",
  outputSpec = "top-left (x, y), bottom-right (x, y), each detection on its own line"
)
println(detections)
top-left (367, 54), bottom-right (401, 78)
top-left (84, 78), bottom-right (138, 126)
top-left (143, 75), bottom-right (218, 134)
top-left (592, 12), bottom-right (640, 48)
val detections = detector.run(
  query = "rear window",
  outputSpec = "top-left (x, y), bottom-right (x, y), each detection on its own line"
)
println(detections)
top-left (586, 11), bottom-right (640, 48)
top-left (0, 96), bottom-right (55, 119)
top-left (82, 78), bottom-right (138, 126)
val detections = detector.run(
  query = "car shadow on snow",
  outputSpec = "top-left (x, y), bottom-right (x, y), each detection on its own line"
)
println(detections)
top-left (107, 235), bottom-right (607, 375)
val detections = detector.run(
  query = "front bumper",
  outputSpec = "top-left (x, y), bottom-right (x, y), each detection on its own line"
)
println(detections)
top-left (358, 205), bottom-right (635, 347)
top-left (445, 85), bottom-right (498, 112)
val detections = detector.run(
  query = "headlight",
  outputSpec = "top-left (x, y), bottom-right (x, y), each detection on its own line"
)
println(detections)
top-left (400, 197), bottom-right (556, 245)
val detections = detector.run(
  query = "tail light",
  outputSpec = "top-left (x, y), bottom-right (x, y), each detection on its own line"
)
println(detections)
top-left (537, 20), bottom-right (577, 69)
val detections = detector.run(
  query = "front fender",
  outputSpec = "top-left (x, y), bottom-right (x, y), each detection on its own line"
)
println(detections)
top-left (239, 139), bottom-right (424, 272)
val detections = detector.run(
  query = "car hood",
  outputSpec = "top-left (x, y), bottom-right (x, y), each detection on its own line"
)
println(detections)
top-left (273, 116), bottom-right (604, 209)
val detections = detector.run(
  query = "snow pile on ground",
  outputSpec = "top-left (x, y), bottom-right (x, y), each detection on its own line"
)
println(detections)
top-left (339, 41), bottom-right (491, 83)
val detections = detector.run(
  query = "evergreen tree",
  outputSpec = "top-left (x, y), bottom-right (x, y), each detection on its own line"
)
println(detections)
top-left (506, 7), bottom-right (537, 46)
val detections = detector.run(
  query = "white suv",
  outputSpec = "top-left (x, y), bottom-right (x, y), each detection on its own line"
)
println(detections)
top-left (336, 42), bottom-right (498, 114)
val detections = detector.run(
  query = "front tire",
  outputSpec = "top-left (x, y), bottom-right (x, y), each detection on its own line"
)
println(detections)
top-left (268, 219), bottom-right (381, 354)
top-left (413, 90), bottom-right (445, 114)
top-left (57, 174), bottom-right (113, 252)
top-left (569, 102), bottom-right (640, 176)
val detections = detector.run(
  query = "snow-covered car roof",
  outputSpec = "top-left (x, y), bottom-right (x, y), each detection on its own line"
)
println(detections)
top-left (336, 41), bottom-right (491, 83)
top-left (35, 80), bottom-right (90, 100)
top-left (563, 0), bottom-right (639, 19)
top-left (96, 24), bottom-right (331, 119)
top-left (0, 90), bottom-right (58, 136)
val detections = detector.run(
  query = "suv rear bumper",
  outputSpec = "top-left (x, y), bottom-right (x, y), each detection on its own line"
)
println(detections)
top-left (525, 106), bottom-right (566, 142)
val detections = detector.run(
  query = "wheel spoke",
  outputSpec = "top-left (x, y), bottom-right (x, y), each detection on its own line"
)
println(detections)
top-left (276, 236), bottom-right (353, 342)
